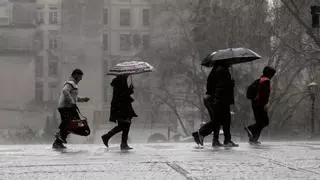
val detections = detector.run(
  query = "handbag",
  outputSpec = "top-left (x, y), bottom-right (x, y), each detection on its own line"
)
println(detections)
top-left (67, 107), bottom-right (91, 136)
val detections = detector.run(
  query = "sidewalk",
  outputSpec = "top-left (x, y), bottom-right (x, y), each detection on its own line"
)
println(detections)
top-left (0, 141), bottom-right (319, 180)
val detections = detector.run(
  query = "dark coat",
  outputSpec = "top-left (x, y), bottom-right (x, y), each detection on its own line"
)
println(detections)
top-left (206, 65), bottom-right (234, 105)
top-left (109, 76), bottom-right (138, 123)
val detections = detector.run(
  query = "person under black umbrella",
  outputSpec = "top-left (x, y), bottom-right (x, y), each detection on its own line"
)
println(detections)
top-left (192, 61), bottom-right (238, 147)
top-left (101, 74), bottom-right (138, 150)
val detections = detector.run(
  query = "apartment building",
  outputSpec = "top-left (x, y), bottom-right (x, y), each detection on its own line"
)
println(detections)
top-left (35, 0), bottom-right (61, 103)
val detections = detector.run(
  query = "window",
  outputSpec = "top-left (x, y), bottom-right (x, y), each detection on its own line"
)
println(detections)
top-left (103, 8), bottom-right (108, 25)
top-left (142, 34), bottom-right (150, 49)
top-left (49, 61), bottom-right (58, 77)
top-left (133, 34), bottom-right (141, 48)
top-left (35, 30), bottom-right (44, 50)
top-left (103, 33), bottom-right (108, 51)
top-left (0, 3), bottom-right (10, 25)
top-left (35, 82), bottom-right (43, 102)
top-left (120, 34), bottom-right (131, 51)
top-left (37, 11), bottom-right (44, 24)
top-left (35, 56), bottom-right (43, 77)
top-left (49, 30), bottom-right (58, 49)
top-left (142, 9), bottom-right (150, 26)
top-left (49, 7), bottom-right (58, 24)
top-left (49, 82), bottom-right (58, 101)
top-left (120, 9), bottom-right (130, 27)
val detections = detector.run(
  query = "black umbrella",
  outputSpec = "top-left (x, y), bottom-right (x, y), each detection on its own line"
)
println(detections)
top-left (201, 48), bottom-right (261, 67)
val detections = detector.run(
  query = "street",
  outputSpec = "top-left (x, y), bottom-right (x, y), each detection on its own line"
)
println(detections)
top-left (0, 141), bottom-right (320, 180)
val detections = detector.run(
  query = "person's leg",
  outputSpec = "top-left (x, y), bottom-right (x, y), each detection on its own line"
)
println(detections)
top-left (247, 102), bottom-right (261, 141)
top-left (253, 107), bottom-right (269, 142)
top-left (221, 105), bottom-right (238, 147)
top-left (53, 108), bottom-right (69, 149)
top-left (120, 120), bottom-right (133, 149)
top-left (221, 105), bottom-right (231, 143)
top-left (101, 120), bottom-right (123, 147)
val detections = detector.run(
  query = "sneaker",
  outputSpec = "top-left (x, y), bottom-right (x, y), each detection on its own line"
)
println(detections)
top-left (55, 132), bottom-right (67, 144)
top-left (192, 131), bottom-right (204, 146)
top-left (212, 139), bottom-right (223, 147)
top-left (244, 127), bottom-right (253, 139)
top-left (249, 140), bottom-right (261, 145)
top-left (224, 140), bottom-right (239, 147)
top-left (52, 140), bottom-right (66, 150)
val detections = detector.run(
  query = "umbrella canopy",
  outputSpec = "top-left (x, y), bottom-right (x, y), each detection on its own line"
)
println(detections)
top-left (201, 48), bottom-right (261, 67)
top-left (107, 61), bottom-right (154, 76)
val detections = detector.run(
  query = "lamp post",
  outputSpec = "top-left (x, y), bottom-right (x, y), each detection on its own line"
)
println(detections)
top-left (307, 82), bottom-right (318, 134)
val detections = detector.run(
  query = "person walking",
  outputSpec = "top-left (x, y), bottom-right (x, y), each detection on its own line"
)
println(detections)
top-left (192, 61), bottom-right (238, 147)
top-left (52, 69), bottom-right (90, 149)
top-left (101, 74), bottom-right (137, 150)
top-left (245, 66), bottom-right (276, 145)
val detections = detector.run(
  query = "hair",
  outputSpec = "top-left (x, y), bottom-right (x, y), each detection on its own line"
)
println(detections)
top-left (263, 66), bottom-right (276, 78)
top-left (71, 69), bottom-right (84, 77)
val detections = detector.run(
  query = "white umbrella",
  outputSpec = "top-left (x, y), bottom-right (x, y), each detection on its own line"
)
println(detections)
top-left (106, 61), bottom-right (154, 76)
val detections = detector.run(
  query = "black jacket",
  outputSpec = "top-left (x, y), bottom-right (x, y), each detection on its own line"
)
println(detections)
top-left (206, 65), bottom-right (234, 105)
top-left (109, 76), bottom-right (137, 122)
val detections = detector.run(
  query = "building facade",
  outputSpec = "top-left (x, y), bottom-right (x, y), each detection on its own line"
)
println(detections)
top-left (35, 0), bottom-right (61, 103)
top-left (0, 0), bottom-right (50, 131)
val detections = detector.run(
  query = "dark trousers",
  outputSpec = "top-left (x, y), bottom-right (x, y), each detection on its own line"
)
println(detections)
top-left (248, 101), bottom-right (269, 141)
top-left (199, 103), bottom-right (231, 142)
top-left (106, 119), bottom-right (131, 145)
top-left (203, 97), bottom-right (219, 139)
top-left (57, 107), bottom-right (80, 141)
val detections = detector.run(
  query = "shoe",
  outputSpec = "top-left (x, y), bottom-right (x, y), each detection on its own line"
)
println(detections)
top-left (212, 139), bottom-right (223, 147)
top-left (55, 132), bottom-right (67, 144)
top-left (52, 140), bottom-right (66, 150)
top-left (224, 140), bottom-right (239, 147)
top-left (101, 134), bottom-right (109, 148)
top-left (120, 144), bottom-right (133, 150)
top-left (192, 131), bottom-right (204, 146)
top-left (244, 127), bottom-right (253, 139)
top-left (249, 140), bottom-right (261, 145)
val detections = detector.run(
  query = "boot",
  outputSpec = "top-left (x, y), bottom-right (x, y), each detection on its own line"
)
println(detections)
top-left (101, 134), bottom-right (110, 148)
top-left (120, 144), bottom-right (133, 150)
top-left (120, 126), bottom-right (133, 150)
top-left (52, 139), bottom-right (66, 150)
top-left (101, 126), bottom-right (122, 148)
top-left (212, 138), bottom-right (223, 147)
top-left (101, 130), bottom-right (118, 148)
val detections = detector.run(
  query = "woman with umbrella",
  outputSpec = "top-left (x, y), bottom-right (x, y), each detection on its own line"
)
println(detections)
top-left (101, 61), bottom-right (153, 150)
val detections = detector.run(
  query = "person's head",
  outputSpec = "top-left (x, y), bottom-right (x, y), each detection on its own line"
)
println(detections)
top-left (262, 66), bottom-right (276, 79)
top-left (71, 69), bottom-right (84, 83)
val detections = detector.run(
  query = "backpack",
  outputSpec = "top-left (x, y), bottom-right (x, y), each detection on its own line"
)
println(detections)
top-left (246, 79), bottom-right (260, 100)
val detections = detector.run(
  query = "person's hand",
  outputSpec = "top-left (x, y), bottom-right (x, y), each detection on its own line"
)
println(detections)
top-left (83, 97), bottom-right (90, 102)
top-left (204, 94), bottom-right (211, 100)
